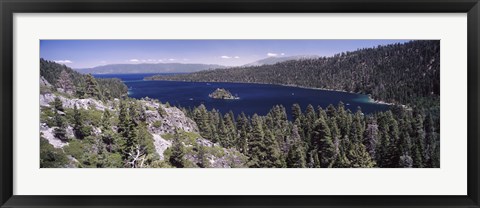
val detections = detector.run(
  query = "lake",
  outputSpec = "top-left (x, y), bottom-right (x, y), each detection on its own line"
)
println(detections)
top-left (94, 74), bottom-right (391, 118)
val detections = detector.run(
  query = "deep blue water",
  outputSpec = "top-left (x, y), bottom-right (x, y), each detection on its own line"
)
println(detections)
top-left (95, 74), bottom-right (390, 118)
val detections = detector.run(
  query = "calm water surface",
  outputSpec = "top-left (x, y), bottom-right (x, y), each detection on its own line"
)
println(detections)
top-left (95, 74), bottom-right (390, 118)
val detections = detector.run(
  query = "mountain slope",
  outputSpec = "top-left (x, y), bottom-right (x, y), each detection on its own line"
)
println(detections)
top-left (40, 59), bottom-right (128, 99)
top-left (146, 40), bottom-right (440, 107)
top-left (244, 55), bottom-right (320, 66)
top-left (75, 63), bottom-right (226, 74)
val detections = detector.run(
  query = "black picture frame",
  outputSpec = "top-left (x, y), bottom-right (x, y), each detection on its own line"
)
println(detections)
top-left (1, 0), bottom-right (479, 207)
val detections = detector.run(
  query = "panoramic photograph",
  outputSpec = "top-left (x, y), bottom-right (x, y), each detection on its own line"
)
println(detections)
top-left (39, 40), bottom-right (440, 168)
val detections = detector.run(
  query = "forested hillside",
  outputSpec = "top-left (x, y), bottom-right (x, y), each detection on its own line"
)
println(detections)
top-left (180, 102), bottom-right (439, 168)
top-left (40, 58), bottom-right (128, 99)
top-left (147, 40), bottom-right (440, 108)
top-left (40, 59), bottom-right (247, 168)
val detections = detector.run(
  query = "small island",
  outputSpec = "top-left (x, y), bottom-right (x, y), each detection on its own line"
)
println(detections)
top-left (209, 88), bottom-right (240, 100)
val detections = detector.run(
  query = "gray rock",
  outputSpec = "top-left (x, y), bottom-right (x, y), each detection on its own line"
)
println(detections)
top-left (40, 93), bottom-right (111, 111)
top-left (40, 123), bottom-right (68, 148)
top-left (152, 134), bottom-right (171, 160)
top-left (40, 76), bottom-right (52, 87)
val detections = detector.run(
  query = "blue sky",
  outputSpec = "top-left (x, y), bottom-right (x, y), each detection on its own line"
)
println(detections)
top-left (40, 40), bottom-right (410, 68)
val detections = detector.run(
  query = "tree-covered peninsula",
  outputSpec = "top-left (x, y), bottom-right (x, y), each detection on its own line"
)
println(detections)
top-left (146, 40), bottom-right (439, 109)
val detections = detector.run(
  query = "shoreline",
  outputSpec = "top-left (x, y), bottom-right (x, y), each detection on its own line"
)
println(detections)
top-left (143, 78), bottom-right (398, 106)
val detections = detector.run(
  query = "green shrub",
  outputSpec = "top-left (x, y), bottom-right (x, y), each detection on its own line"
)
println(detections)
top-left (150, 160), bottom-right (172, 168)
top-left (64, 139), bottom-right (85, 159)
top-left (40, 137), bottom-right (69, 168)
top-left (163, 147), bottom-right (172, 161)
top-left (83, 109), bottom-right (103, 126)
top-left (40, 107), bottom-right (55, 126)
top-left (208, 145), bottom-right (225, 158)
top-left (102, 153), bottom-right (124, 168)
top-left (152, 120), bottom-right (162, 128)
top-left (161, 130), bottom-right (200, 145)
top-left (40, 85), bottom-right (52, 94)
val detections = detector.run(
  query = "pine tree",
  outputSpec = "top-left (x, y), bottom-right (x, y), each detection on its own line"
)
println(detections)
top-left (424, 112), bottom-right (439, 168)
top-left (117, 100), bottom-right (134, 159)
top-left (263, 129), bottom-right (284, 168)
top-left (364, 116), bottom-right (379, 158)
top-left (292, 103), bottom-right (303, 122)
top-left (193, 104), bottom-right (212, 140)
top-left (348, 143), bottom-right (375, 168)
top-left (101, 109), bottom-right (116, 152)
top-left (170, 130), bottom-right (186, 168)
top-left (73, 105), bottom-right (89, 139)
top-left (85, 74), bottom-right (101, 99)
top-left (101, 109), bottom-right (112, 130)
top-left (304, 104), bottom-right (317, 147)
top-left (236, 112), bottom-right (249, 154)
top-left (351, 108), bottom-right (365, 143)
top-left (247, 114), bottom-right (266, 168)
top-left (196, 143), bottom-right (209, 168)
top-left (56, 70), bottom-right (75, 94)
top-left (223, 113), bottom-right (237, 148)
top-left (53, 97), bottom-right (64, 112)
top-left (218, 115), bottom-right (229, 147)
top-left (126, 116), bottom-right (138, 152)
top-left (312, 117), bottom-right (336, 168)
top-left (411, 112), bottom-right (425, 168)
top-left (53, 97), bottom-right (67, 141)
top-left (399, 152), bottom-right (413, 168)
top-left (76, 82), bottom-right (86, 99)
top-left (128, 101), bottom-right (140, 126)
top-left (305, 104), bottom-right (317, 123)
top-left (117, 100), bottom-right (130, 138)
top-left (376, 111), bottom-right (401, 167)
top-left (326, 104), bottom-right (337, 118)
top-left (286, 125), bottom-right (306, 168)
top-left (136, 123), bottom-right (154, 156)
top-left (328, 118), bottom-right (341, 167)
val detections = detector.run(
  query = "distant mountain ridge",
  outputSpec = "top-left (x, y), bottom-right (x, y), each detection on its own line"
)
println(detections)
top-left (146, 40), bottom-right (440, 107)
top-left (244, 55), bottom-right (320, 66)
top-left (75, 63), bottom-right (226, 74)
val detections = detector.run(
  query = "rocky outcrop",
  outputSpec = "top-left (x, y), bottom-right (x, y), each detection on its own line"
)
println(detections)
top-left (40, 123), bottom-right (68, 148)
top-left (139, 99), bottom-right (247, 167)
top-left (40, 94), bottom-right (247, 168)
top-left (152, 134), bottom-right (171, 160)
top-left (187, 138), bottom-right (248, 168)
top-left (40, 76), bottom-right (52, 87)
top-left (141, 99), bottom-right (198, 135)
top-left (39, 93), bottom-right (115, 111)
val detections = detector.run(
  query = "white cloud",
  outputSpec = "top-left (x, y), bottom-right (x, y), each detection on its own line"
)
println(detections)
top-left (221, 55), bottom-right (240, 59)
top-left (267, 52), bottom-right (285, 57)
top-left (168, 58), bottom-right (176, 61)
top-left (267, 53), bottom-right (278, 57)
top-left (54, 60), bottom-right (72, 64)
top-left (157, 59), bottom-right (163, 62)
top-left (129, 59), bottom-right (139, 62)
